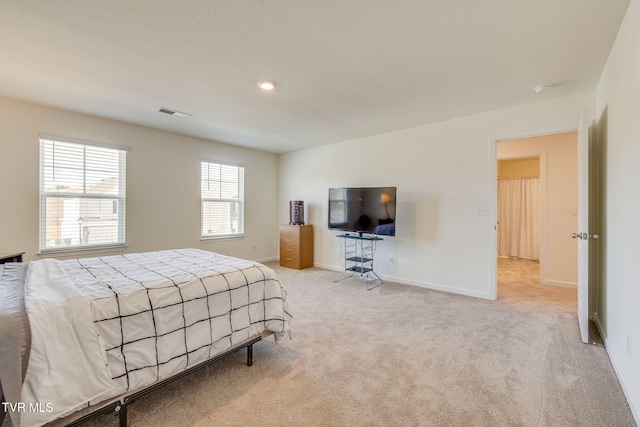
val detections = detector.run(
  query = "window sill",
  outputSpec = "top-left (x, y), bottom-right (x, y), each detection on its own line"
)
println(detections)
top-left (38, 244), bottom-right (127, 257)
top-left (200, 234), bottom-right (245, 241)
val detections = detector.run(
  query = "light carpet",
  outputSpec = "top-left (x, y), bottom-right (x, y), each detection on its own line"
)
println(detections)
top-left (76, 262), bottom-right (634, 426)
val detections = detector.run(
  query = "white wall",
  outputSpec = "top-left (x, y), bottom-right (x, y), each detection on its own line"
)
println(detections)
top-left (0, 96), bottom-right (279, 262)
top-left (498, 132), bottom-right (578, 287)
top-left (595, 0), bottom-right (640, 422)
top-left (279, 92), bottom-right (592, 299)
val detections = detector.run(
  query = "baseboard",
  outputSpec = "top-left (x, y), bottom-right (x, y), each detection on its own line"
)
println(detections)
top-left (313, 262), bottom-right (493, 300)
top-left (256, 256), bottom-right (279, 264)
top-left (594, 312), bottom-right (607, 343)
top-left (380, 274), bottom-right (493, 300)
top-left (540, 279), bottom-right (577, 289)
top-left (310, 262), bottom-right (340, 272)
top-left (598, 324), bottom-right (640, 426)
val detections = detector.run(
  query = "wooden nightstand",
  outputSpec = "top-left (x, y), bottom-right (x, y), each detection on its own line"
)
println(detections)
top-left (279, 225), bottom-right (313, 269)
top-left (0, 252), bottom-right (25, 264)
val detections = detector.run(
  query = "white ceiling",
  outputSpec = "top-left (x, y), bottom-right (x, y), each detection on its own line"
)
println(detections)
top-left (0, 1), bottom-right (630, 154)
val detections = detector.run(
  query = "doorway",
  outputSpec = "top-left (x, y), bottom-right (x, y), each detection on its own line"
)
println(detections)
top-left (497, 154), bottom-right (542, 299)
top-left (491, 129), bottom-right (579, 302)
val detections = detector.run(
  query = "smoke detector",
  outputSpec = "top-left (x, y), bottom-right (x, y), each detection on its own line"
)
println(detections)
top-left (533, 84), bottom-right (552, 94)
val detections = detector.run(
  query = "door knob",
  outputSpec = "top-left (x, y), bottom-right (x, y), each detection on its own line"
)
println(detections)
top-left (571, 232), bottom-right (600, 240)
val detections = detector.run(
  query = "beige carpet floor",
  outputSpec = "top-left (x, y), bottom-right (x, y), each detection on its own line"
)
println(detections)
top-left (74, 260), bottom-right (634, 426)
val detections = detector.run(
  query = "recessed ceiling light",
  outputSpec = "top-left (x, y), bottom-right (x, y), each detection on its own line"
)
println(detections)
top-left (258, 80), bottom-right (276, 90)
top-left (159, 107), bottom-right (192, 118)
top-left (533, 84), bottom-right (552, 94)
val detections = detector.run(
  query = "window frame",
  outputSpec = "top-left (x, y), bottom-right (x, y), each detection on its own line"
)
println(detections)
top-left (200, 160), bottom-right (245, 240)
top-left (38, 135), bottom-right (127, 254)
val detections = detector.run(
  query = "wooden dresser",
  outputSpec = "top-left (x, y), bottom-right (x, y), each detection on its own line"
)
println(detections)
top-left (279, 224), bottom-right (313, 269)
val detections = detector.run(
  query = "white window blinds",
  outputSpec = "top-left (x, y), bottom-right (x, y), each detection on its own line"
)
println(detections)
top-left (39, 137), bottom-right (126, 251)
top-left (201, 161), bottom-right (244, 238)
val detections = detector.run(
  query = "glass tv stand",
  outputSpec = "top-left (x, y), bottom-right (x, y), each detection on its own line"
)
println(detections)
top-left (335, 234), bottom-right (384, 290)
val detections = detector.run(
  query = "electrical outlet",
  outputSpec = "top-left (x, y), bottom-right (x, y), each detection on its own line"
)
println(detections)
top-left (252, 245), bottom-right (257, 252)
top-left (627, 334), bottom-right (632, 357)
top-left (476, 205), bottom-right (488, 216)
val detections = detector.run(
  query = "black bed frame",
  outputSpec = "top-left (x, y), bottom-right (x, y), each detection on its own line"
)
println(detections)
top-left (65, 335), bottom-right (262, 427)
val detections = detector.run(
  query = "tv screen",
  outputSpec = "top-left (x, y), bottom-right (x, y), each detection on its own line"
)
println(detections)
top-left (328, 187), bottom-right (397, 236)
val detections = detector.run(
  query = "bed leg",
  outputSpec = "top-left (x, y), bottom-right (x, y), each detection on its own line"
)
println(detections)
top-left (247, 343), bottom-right (253, 367)
top-left (115, 402), bottom-right (128, 427)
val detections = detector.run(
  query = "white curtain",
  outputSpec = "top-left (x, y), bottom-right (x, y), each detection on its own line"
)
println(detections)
top-left (497, 178), bottom-right (540, 260)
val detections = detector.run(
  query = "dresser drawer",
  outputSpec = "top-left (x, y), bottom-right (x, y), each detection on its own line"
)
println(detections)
top-left (280, 253), bottom-right (300, 269)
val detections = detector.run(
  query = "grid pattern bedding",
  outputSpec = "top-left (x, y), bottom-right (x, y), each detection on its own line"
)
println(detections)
top-left (16, 249), bottom-right (293, 426)
top-left (61, 248), bottom-right (294, 392)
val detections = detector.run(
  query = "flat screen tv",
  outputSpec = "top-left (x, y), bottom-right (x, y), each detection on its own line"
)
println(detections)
top-left (328, 187), bottom-right (397, 236)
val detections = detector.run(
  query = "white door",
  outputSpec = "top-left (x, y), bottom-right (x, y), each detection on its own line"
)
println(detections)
top-left (573, 109), bottom-right (597, 344)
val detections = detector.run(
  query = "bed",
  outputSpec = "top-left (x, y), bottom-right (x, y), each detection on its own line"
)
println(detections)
top-left (0, 248), bottom-right (294, 427)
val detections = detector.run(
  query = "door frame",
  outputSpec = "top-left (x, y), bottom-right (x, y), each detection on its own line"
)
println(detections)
top-left (489, 124), bottom-right (577, 300)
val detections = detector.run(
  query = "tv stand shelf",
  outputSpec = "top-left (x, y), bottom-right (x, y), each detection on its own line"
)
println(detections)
top-left (335, 234), bottom-right (384, 290)
top-left (345, 257), bottom-right (373, 274)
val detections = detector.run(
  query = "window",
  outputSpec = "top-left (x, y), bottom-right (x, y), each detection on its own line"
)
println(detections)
top-left (201, 161), bottom-right (244, 238)
top-left (39, 137), bottom-right (126, 252)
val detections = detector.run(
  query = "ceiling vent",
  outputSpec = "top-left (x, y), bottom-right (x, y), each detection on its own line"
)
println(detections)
top-left (158, 107), bottom-right (192, 118)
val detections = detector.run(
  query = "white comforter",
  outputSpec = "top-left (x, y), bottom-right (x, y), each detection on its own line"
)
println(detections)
top-left (21, 259), bottom-right (117, 426)
top-left (20, 249), bottom-right (293, 426)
